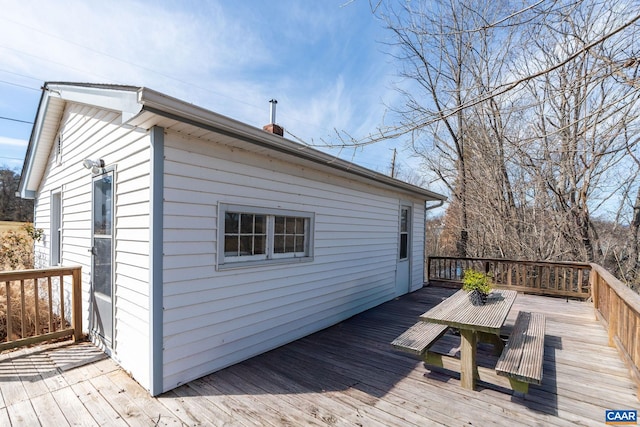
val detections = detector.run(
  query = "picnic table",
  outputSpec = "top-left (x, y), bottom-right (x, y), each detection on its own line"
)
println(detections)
top-left (419, 289), bottom-right (517, 389)
top-left (392, 288), bottom-right (545, 393)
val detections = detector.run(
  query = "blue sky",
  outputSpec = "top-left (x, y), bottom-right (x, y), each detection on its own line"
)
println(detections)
top-left (0, 0), bottom-right (424, 179)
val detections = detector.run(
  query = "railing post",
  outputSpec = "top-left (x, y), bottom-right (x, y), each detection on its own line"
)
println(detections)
top-left (426, 256), bottom-right (431, 285)
top-left (20, 280), bottom-right (26, 339)
top-left (5, 281), bottom-right (11, 342)
top-left (47, 276), bottom-right (53, 332)
top-left (72, 267), bottom-right (83, 342)
top-left (590, 266), bottom-right (598, 318)
top-left (59, 275), bottom-right (65, 331)
top-left (34, 278), bottom-right (40, 335)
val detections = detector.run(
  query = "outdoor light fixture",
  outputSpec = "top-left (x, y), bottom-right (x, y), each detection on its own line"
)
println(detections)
top-left (82, 158), bottom-right (105, 174)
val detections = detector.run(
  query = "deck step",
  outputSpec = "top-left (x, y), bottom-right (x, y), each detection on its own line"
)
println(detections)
top-left (391, 322), bottom-right (449, 356)
top-left (496, 311), bottom-right (545, 387)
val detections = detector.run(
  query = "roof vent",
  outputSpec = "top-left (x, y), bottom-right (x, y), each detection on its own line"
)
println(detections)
top-left (263, 99), bottom-right (284, 136)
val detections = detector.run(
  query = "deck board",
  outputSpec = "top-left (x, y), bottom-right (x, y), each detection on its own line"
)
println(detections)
top-left (0, 286), bottom-right (638, 426)
top-left (29, 393), bottom-right (70, 427)
top-left (70, 380), bottom-right (129, 427)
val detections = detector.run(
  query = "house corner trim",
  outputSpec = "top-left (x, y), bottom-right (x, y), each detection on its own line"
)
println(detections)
top-left (150, 126), bottom-right (164, 395)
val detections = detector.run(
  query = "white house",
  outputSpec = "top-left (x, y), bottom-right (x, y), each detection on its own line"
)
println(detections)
top-left (18, 82), bottom-right (445, 395)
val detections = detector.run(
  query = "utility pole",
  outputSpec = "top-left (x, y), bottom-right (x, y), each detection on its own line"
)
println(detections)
top-left (390, 148), bottom-right (397, 178)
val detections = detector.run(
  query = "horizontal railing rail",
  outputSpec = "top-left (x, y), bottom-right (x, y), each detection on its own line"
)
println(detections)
top-left (590, 263), bottom-right (640, 399)
top-left (427, 256), bottom-right (591, 299)
top-left (0, 266), bottom-right (82, 352)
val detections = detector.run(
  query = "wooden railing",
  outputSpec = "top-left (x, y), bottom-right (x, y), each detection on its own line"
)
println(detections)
top-left (590, 263), bottom-right (640, 399)
top-left (427, 256), bottom-right (591, 299)
top-left (0, 266), bottom-right (82, 352)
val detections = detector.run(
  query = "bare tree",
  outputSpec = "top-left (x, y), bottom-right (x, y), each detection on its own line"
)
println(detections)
top-left (359, 0), bottom-right (639, 269)
top-left (515, 0), bottom-right (640, 262)
top-left (0, 167), bottom-right (33, 222)
top-left (377, 0), bottom-right (529, 255)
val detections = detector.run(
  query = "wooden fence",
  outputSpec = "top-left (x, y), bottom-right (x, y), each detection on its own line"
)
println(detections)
top-left (0, 266), bottom-right (82, 352)
top-left (427, 256), bottom-right (591, 299)
top-left (590, 263), bottom-right (640, 398)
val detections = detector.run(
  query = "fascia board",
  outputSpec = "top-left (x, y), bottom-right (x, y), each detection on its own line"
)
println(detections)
top-left (19, 90), bottom-right (50, 199)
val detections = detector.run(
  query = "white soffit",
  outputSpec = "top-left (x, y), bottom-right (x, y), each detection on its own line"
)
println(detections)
top-left (46, 83), bottom-right (142, 122)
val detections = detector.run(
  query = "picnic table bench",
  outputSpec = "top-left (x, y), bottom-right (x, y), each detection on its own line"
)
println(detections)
top-left (391, 322), bottom-right (449, 356)
top-left (495, 311), bottom-right (545, 393)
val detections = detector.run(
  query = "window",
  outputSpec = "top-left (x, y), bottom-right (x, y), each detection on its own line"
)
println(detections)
top-left (399, 206), bottom-right (409, 260)
top-left (273, 216), bottom-right (307, 256)
top-left (218, 204), bottom-right (314, 268)
top-left (51, 191), bottom-right (62, 265)
top-left (224, 212), bottom-right (267, 259)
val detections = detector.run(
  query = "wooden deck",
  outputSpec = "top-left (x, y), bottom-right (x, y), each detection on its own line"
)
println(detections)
top-left (0, 286), bottom-right (637, 426)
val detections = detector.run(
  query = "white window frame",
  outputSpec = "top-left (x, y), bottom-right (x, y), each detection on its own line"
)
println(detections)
top-left (217, 203), bottom-right (314, 270)
top-left (50, 190), bottom-right (62, 266)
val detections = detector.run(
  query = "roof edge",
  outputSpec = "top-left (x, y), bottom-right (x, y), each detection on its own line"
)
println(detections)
top-left (137, 88), bottom-right (446, 201)
top-left (18, 88), bottom-right (48, 199)
top-left (20, 82), bottom-right (446, 202)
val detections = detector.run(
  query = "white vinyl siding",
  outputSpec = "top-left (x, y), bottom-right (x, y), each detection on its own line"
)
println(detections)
top-left (161, 131), bottom-right (424, 391)
top-left (32, 102), bottom-right (152, 390)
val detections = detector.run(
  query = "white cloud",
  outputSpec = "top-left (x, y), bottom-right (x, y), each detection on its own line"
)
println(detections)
top-left (0, 136), bottom-right (27, 147)
top-left (0, 0), bottom-right (422, 180)
top-left (0, 136), bottom-right (28, 170)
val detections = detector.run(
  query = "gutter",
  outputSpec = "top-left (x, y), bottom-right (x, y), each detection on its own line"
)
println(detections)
top-left (425, 199), bottom-right (446, 211)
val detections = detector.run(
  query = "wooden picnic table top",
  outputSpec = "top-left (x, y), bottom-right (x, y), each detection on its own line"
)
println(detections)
top-left (419, 289), bottom-right (518, 334)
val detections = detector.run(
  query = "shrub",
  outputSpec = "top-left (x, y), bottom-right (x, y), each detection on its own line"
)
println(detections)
top-left (0, 223), bottom-right (43, 270)
top-left (462, 268), bottom-right (493, 295)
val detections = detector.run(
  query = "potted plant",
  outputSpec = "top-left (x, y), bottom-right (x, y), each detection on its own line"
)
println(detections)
top-left (462, 268), bottom-right (493, 305)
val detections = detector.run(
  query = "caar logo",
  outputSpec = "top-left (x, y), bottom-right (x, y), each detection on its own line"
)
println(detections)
top-left (606, 410), bottom-right (637, 425)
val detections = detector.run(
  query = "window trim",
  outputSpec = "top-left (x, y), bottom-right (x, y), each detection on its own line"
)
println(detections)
top-left (217, 203), bottom-right (314, 270)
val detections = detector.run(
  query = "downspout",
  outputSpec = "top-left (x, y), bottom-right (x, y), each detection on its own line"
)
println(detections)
top-left (425, 199), bottom-right (445, 212)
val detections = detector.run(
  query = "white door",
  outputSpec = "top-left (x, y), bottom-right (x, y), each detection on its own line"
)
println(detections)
top-left (395, 204), bottom-right (411, 296)
top-left (91, 172), bottom-right (114, 346)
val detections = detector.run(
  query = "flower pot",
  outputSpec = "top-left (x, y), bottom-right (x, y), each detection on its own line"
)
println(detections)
top-left (469, 289), bottom-right (489, 305)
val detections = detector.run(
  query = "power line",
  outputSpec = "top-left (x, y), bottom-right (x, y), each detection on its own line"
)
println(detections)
top-left (0, 116), bottom-right (33, 124)
top-left (0, 17), bottom-right (338, 136)
top-left (0, 79), bottom-right (40, 92)
top-left (0, 68), bottom-right (42, 83)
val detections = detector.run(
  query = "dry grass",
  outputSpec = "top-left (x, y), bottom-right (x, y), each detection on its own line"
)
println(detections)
top-left (0, 281), bottom-right (67, 341)
top-left (0, 223), bottom-right (62, 342)
top-left (0, 221), bottom-right (25, 233)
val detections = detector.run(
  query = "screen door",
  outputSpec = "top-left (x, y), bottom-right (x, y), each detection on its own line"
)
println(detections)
top-left (91, 172), bottom-right (114, 345)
